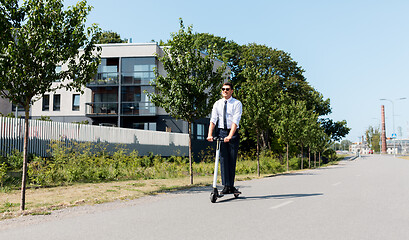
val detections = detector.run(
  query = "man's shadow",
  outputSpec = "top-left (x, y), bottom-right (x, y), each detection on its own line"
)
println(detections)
top-left (216, 192), bottom-right (323, 203)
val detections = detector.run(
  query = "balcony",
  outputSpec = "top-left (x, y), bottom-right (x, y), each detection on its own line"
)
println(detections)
top-left (121, 102), bottom-right (156, 116)
top-left (88, 73), bottom-right (119, 86)
top-left (86, 102), bottom-right (118, 116)
top-left (121, 72), bottom-right (153, 85)
top-left (86, 102), bottom-right (156, 116)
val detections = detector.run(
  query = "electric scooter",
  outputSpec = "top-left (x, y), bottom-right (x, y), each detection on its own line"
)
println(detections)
top-left (210, 137), bottom-right (240, 203)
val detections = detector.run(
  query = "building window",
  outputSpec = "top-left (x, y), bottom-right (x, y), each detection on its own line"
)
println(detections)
top-left (53, 94), bottom-right (61, 111)
top-left (42, 95), bottom-right (49, 111)
top-left (93, 58), bottom-right (119, 85)
top-left (197, 124), bottom-right (205, 140)
top-left (121, 57), bottom-right (155, 85)
top-left (72, 94), bottom-right (80, 111)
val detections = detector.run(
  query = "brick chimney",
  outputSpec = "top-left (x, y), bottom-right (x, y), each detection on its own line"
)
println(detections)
top-left (381, 105), bottom-right (387, 154)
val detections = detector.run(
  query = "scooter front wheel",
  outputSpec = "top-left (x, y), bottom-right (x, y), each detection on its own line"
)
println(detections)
top-left (210, 192), bottom-right (217, 203)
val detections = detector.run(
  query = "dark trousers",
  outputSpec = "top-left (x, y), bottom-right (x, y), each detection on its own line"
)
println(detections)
top-left (218, 129), bottom-right (239, 187)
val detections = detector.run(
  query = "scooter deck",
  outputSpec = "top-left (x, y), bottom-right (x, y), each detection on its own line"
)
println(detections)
top-left (215, 189), bottom-right (241, 198)
top-left (210, 187), bottom-right (241, 202)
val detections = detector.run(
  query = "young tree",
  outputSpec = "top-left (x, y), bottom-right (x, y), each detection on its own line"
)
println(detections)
top-left (148, 19), bottom-right (225, 184)
top-left (293, 100), bottom-right (319, 170)
top-left (236, 44), bottom-right (283, 176)
top-left (366, 126), bottom-right (381, 153)
top-left (0, 0), bottom-right (101, 210)
top-left (340, 139), bottom-right (352, 151)
top-left (272, 95), bottom-right (308, 172)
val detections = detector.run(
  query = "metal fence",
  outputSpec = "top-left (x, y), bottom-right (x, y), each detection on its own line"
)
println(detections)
top-left (0, 117), bottom-right (189, 157)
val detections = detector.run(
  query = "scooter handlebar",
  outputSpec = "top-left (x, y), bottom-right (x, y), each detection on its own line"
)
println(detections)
top-left (213, 137), bottom-right (224, 141)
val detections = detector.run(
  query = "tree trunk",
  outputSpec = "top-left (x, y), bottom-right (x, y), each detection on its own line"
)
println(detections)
top-left (300, 144), bottom-right (303, 170)
top-left (256, 129), bottom-right (260, 177)
top-left (319, 151), bottom-right (321, 167)
top-left (20, 107), bottom-right (30, 211)
top-left (188, 122), bottom-right (193, 185)
top-left (286, 142), bottom-right (289, 172)
top-left (308, 147), bottom-right (311, 168)
top-left (314, 152), bottom-right (316, 168)
top-left (260, 130), bottom-right (266, 149)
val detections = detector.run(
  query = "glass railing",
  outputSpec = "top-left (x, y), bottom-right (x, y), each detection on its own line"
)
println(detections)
top-left (121, 102), bottom-right (156, 116)
top-left (88, 73), bottom-right (119, 85)
top-left (121, 72), bottom-right (153, 85)
top-left (86, 102), bottom-right (118, 115)
top-left (86, 102), bottom-right (156, 116)
top-left (87, 72), bottom-right (155, 86)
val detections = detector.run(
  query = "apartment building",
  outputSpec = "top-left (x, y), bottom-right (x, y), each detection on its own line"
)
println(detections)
top-left (29, 43), bottom-right (225, 156)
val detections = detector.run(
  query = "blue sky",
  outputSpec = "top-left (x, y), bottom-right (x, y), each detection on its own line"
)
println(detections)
top-left (65, 0), bottom-right (409, 142)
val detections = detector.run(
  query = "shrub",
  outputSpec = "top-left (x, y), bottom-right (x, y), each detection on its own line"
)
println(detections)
top-left (0, 162), bottom-right (8, 187)
top-left (6, 149), bottom-right (23, 170)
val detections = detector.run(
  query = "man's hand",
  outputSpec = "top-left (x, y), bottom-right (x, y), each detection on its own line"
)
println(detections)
top-left (224, 136), bottom-right (232, 143)
top-left (207, 136), bottom-right (213, 142)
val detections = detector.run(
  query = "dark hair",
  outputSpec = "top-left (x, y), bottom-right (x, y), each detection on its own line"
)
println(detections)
top-left (222, 82), bottom-right (233, 89)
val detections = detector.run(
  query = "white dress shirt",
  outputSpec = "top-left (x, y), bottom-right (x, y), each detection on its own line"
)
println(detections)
top-left (210, 96), bottom-right (242, 129)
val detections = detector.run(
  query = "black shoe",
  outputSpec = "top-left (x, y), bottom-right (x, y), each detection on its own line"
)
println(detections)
top-left (230, 187), bottom-right (241, 194)
top-left (221, 186), bottom-right (229, 194)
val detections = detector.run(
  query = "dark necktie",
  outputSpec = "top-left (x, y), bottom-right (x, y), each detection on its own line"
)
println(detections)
top-left (223, 100), bottom-right (227, 130)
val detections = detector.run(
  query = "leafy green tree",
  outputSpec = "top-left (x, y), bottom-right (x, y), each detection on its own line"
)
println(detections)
top-left (293, 101), bottom-right (319, 169)
top-left (340, 139), bottom-right (352, 151)
top-left (239, 76), bottom-right (278, 176)
top-left (0, 0), bottom-right (101, 210)
top-left (306, 123), bottom-right (327, 168)
top-left (272, 96), bottom-right (309, 171)
top-left (193, 33), bottom-right (240, 72)
top-left (148, 19), bottom-right (225, 184)
top-left (320, 118), bottom-right (350, 142)
top-left (366, 126), bottom-right (380, 153)
top-left (96, 30), bottom-right (127, 44)
top-left (236, 44), bottom-right (283, 175)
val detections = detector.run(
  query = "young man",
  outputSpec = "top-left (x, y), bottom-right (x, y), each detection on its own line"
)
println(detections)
top-left (207, 82), bottom-right (242, 194)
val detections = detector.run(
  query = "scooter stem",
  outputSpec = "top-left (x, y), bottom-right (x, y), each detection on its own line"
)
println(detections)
top-left (212, 139), bottom-right (221, 188)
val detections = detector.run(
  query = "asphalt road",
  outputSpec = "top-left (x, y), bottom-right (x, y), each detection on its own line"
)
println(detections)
top-left (1, 155), bottom-right (409, 240)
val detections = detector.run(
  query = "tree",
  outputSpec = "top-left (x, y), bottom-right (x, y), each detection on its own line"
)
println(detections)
top-left (320, 118), bottom-right (351, 142)
top-left (96, 30), bottom-right (127, 44)
top-left (148, 19), bottom-right (225, 184)
top-left (193, 33), bottom-right (240, 72)
top-left (236, 44), bottom-right (282, 176)
top-left (366, 126), bottom-right (381, 153)
top-left (340, 139), bottom-right (352, 151)
top-left (294, 101), bottom-right (319, 169)
top-left (0, 0), bottom-right (101, 210)
top-left (272, 95), bottom-right (310, 172)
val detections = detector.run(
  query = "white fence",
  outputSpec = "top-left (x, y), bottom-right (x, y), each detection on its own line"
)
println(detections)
top-left (0, 117), bottom-right (189, 157)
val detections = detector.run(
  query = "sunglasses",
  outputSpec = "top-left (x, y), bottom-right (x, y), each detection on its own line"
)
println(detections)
top-left (221, 88), bottom-right (231, 91)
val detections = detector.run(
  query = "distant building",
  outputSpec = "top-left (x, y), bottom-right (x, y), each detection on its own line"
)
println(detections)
top-left (350, 139), bottom-right (409, 155)
top-left (350, 141), bottom-right (371, 154)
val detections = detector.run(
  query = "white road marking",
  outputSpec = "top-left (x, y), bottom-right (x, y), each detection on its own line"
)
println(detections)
top-left (332, 182), bottom-right (342, 186)
top-left (270, 200), bottom-right (294, 210)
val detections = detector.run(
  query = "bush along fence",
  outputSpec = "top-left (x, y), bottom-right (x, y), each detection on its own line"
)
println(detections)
top-left (0, 117), bottom-right (189, 158)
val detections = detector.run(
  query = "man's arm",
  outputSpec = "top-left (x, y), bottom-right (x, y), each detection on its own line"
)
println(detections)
top-left (224, 123), bottom-right (238, 143)
top-left (207, 122), bottom-right (216, 142)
